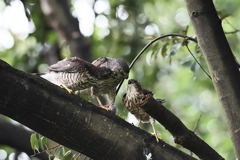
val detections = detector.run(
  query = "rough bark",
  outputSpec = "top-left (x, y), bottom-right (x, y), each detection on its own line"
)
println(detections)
top-left (40, 0), bottom-right (92, 61)
top-left (0, 60), bottom-right (196, 160)
top-left (140, 96), bottom-right (224, 160)
top-left (0, 118), bottom-right (48, 160)
top-left (184, 0), bottom-right (240, 158)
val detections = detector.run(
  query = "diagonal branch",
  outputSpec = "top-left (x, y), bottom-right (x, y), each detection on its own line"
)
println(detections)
top-left (140, 96), bottom-right (224, 160)
top-left (0, 59), bottom-right (196, 160)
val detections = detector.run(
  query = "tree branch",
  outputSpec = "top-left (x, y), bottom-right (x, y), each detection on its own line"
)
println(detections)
top-left (0, 59), bottom-right (196, 160)
top-left (116, 33), bottom-right (197, 94)
top-left (184, 0), bottom-right (240, 158)
top-left (140, 96), bottom-right (224, 160)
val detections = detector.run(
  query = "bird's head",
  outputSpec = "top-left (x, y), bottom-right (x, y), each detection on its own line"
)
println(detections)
top-left (92, 57), bottom-right (129, 80)
top-left (127, 79), bottom-right (142, 92)
top-left (109, 58), bottom-right (129, 80)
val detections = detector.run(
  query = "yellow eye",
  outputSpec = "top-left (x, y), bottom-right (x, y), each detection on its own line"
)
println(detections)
top-left (120, 70), bottom-right (124, 73)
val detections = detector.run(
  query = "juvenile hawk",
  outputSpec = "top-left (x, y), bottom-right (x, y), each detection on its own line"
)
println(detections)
top-left (122, 79), bottom-right (165, 142)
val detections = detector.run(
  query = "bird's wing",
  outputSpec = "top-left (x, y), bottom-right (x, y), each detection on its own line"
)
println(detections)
top-left (141, 89), bottom-right (154, 96)
top-left (48, 57), bottom-right (91, 73)
top-left (92, 57), bottom-right (108, 67)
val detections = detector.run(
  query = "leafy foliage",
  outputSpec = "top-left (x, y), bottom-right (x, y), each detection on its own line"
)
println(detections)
top-left (30, 134), bottom-right (80, 160)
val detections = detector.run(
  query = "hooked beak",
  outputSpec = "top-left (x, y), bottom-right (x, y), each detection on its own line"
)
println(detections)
top-left (124, 73), bottom-right (129, 79)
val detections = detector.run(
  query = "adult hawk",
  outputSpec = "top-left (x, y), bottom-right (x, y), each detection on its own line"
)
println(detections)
top-left (90, 57), bottom-right (129, 111)
top-left (122, 79), bottom-right (165, 142)
top-left (40, 57), bottom-right (129, 112)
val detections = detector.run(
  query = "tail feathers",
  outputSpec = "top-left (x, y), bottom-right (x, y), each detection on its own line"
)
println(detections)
top-left (155, 98), bottom-right (166, 104)
top-left (39, 72), bottom-right (61, 86)
top-left (32, 72), bottom-right (61, 86)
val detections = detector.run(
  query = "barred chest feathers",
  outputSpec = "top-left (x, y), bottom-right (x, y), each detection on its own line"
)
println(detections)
top-left (125, 84), bottom-right (151, 123)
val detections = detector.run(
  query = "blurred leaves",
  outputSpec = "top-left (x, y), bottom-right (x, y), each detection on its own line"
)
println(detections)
top-left (190, 61), bottom-right (200, 79)
top-left (161, 43), bottom-right (168, 58)
top-left (180, 55), bottom-right (193, 65)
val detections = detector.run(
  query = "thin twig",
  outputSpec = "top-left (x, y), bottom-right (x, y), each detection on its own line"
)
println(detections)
top-left (185, 44), bottom-right (212, 80)
top-left (193, 113), bottom-right (203, 133)
top-left (129, 34), bottom-right (197, 70)
top-left (190, 113), bottom-right (203, 156)
top-left (30, 144), bottom-right (60, 157)
top-left (225, 30), bottom-right (240, 34)
top-left (116, 33), bottom-right (197, 94)
top-left (224, 19), bottom-right (240, 34)
top-left (225, 19), bottom-right (237, 30)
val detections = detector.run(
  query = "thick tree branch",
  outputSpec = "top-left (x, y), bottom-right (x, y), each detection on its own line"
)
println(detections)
top-left (40, 0), bottom-right (92, 61)
top-left (184, 0), bottom-right (240, 158)
top-left (0, 118), bottom-right (48, 160)
top-left (140, 96), bottom-right (224, 160)
top-left (0, 59), bottom-right (196, 160)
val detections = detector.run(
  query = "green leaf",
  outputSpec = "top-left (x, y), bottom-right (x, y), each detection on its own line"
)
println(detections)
top-left (38, 138), bottom-right (44, 150)
top-left (151, 42), bottom-right (161, 59)
top-left (54, 146), bottom-right (64, 159)
top-left (180, 55), bottom-right (193, 65)
top-left (169, 42), bottom-right (182, 57)
top-left (161, 43), bottom-right (168, 58)
top-left (38, 136), bottom-right (47, 150)
top-left (190, 61), bottom-right (200, 79)
top-left (194, 44), bottom-right (201, 54)
top-left (63, 147), bottom-right (71, 153)
top-left (46, 149), bottom-right (54, 160)
top-left (41, 136), bottom-right (47, 146)
top-left (190, 61), bottom-right (197, 72)
top-left (61, 151), bottom-right (74, 160)
top-left (30, 133), bottom-right (39, 152)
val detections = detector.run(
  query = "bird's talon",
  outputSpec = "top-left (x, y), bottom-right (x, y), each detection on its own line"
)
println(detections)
top-left (99, 105), bottom-right (110, 111)
top-left (151, 132), bottom-right (161, 142)
top-left (60, 84), bottom-right (73, 93)
top-left (98, 104), bottom-right (117, 114)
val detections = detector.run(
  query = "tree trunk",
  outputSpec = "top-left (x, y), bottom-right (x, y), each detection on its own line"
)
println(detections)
top-left (40, 0), bottom-right (92, 61)
top-left (0, 60), bottom-right (196, 160)
top-left (184, 0), bottom-right (240, 158)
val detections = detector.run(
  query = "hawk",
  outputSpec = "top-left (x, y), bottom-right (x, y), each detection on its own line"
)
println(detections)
top-left (90, 57), bottom-right (129, 111)
top-left (40, 57), bottom-right (129, 112)
top-left (122, 79), bottom-right (165, 142)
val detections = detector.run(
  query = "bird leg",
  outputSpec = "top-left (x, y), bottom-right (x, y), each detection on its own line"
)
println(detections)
top-left (96, 96), bottom-right (110, 111)
top-left (150, 119), bottom-right (160, 142)
top-left (60, 84), bottom-right (73, 93)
